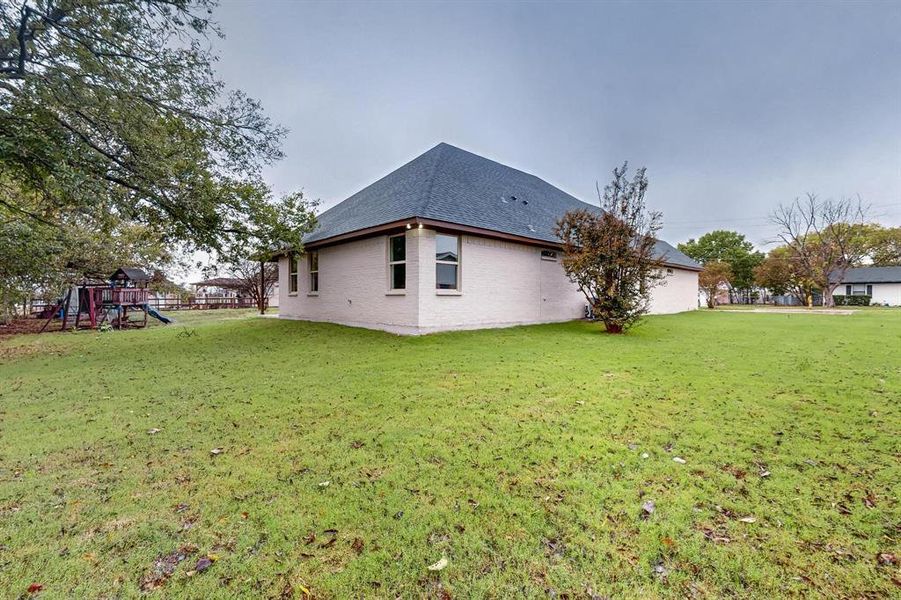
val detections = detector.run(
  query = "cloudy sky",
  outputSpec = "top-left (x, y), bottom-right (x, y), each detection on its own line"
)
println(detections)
top-left (213, 0), bottom-right (900, 249)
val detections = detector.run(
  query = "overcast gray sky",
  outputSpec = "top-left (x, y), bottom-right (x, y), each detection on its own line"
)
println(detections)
top-left (214, 0), bottom-right (900, 249)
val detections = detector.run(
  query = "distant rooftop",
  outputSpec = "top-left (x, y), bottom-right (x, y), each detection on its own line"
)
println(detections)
top-left (831, 266), bottom-right (901, 284)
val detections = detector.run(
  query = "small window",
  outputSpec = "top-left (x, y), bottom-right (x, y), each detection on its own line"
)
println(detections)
top-left (436, 234), bottom-right (459, 290)
top-left (541, 249), bottom-right (558, 261)
top-left (850, 284), bottom-right (868, 296)
top-left (666, 268), bottom-right (674, 276)
top-left (309, 251), bottom-right (319, 292)
top-left (388, 234), bottom-right (405, 290)
top-left (288, 254), bottom-right (298, 294)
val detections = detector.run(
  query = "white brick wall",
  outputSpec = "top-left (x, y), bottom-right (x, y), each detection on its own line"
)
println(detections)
top-left (279, 228), bottom-right (698, 334)
top-left (650, 267), bottom-right (700, 314)
top-left (834, 282), bottom-right (901, 306)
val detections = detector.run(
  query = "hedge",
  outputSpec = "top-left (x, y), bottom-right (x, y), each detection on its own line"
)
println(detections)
top-left (833, 295), bottom-right (871, 306)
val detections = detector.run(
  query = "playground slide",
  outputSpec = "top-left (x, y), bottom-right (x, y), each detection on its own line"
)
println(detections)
top-left (145, 305), bottom-right (174, 325)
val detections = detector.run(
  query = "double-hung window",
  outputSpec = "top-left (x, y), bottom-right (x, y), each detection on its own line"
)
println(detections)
top-left (436, 234), bottom-right (460, 290)
top-left (288, 254), bottom-right (298, 294)
top-left (309, 251), bottom-right (319, 293)
top-left (388, 234), bottom-right (406, 290)
top-left (848, 284), bottom-right (871, 296)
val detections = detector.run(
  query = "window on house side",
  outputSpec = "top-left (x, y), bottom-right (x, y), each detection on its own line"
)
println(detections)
top-left (436, 234), bottom-right (459, 290)
top-left (288, 254), bottom-right (298, 294)
top-left (309, 251), bottom-right (319, 292)
top-left (388, 235), bottom-right (406, 290)
top-left (851, 284), bottom-right (868, 296)
top-left (541, 249), bottom-right (558, 261)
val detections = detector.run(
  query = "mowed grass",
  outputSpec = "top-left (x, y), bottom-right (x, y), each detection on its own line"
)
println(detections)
top-left (0, 309), bottom-right (899, 598)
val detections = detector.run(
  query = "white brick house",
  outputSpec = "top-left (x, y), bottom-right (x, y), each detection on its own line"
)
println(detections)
top-left (277, 143), bottom-right (700, 334)
top-left (831, 267), bottom-right (901, 306)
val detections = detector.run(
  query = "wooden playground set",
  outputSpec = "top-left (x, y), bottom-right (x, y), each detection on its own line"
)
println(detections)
top-left (39, 268), bottom-right (173, 333)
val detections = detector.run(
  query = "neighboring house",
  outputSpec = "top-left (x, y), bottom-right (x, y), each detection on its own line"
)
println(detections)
top-left (831, 267), bottom-right (901, 306)
top-left (191, 277), bottom-right (244, 301)
top-left (277, 143), bottom-right (701, 334)
top-left (190, 277), bottom-right (279, 308)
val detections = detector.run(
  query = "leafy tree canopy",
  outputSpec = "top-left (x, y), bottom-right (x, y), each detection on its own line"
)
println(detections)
top-left (555, 163), bottom-right (663, 334)
top-left (698, 261), bottom-right (731, 309)
top-left (1, 0), bottom-right (287, 251)
top-left (678, 230), bottom-right (763, 291)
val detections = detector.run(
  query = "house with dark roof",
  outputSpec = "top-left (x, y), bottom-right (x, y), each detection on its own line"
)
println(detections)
top-left (830, 266), bottom-right (901, 306)
top-left (278, 143), bottom-right (700, 334)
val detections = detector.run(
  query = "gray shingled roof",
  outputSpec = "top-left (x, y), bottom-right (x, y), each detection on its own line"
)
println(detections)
top-left (306, 142), bottom-right (700, 270)
top-left (109, 267), bottom-right (150, 282)
top-left (831, 266), bottom-right (901, 284)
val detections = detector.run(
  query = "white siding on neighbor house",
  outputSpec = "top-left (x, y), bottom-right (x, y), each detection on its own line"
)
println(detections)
top-left (279, 228), bottom-right (699, 334)
top-left (836, 282), bottom-right (901, 306)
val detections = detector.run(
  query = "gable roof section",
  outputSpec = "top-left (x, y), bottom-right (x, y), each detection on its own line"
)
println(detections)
top-left (306, 143), bottom-right (700, 270)
top-left (831, 266), bottom-right (901, 284)
top-left (109, 267), bottom-right (150, 282)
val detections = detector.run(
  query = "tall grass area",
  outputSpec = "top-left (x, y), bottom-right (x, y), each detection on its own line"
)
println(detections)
top-left (1, 310), bottom-right (898, 597)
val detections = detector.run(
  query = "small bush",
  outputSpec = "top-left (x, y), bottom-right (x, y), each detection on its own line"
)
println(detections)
top-left (833, 295), bottom-right (871, 306)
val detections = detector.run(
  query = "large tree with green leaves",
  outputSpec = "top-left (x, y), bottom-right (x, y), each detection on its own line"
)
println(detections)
top-left (862, 225), bottom-right (901, 266)
top-left (677, 230), bottom-right (763, 302)
top-left (1, 1), bottom-right (318, 317)
top-left (1, 0), bottom-right (299, 252)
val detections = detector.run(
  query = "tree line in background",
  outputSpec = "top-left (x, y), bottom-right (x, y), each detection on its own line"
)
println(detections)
top-left (683, 195), bottom-right (901, 309)
top-left (0, 1), bottom-right (317, 322)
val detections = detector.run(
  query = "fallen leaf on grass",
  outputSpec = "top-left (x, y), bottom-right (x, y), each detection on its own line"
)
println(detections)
top-left (427, 557), bottom-right (448, 571)
top-left (27, 583), bottom-right (43, 594)
top-left (863, 490), bottom-right (877, 509)
top-left (139, 545), bottom-right (198, 590)
top-left (351, 537), bottom-right (365, 554)
top-left (318, 481), bottom-right (330, 488)
top-left (147, 428), bottom-right (161, 435)
top-left (877, 552), bottom-right (896, 566)
top-left (210, 447), bottom-right (224, 456)
top-left (673, 457), bottom-right (686, 464)
top-left (701, 527), bottom-right (731, 544)
top-left (738, 516), bottom-right (756, 523)
top-left (193, 557), bottom-right (213, 574)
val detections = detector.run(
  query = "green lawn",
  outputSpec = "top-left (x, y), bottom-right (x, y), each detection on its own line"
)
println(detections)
top-left (1, 310), bottom-right (899, 598)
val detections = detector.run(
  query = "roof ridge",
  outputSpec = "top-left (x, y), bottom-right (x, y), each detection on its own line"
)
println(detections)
top-left (431, 142), bottom-right (599, 212)
top-left (417, 142), bottom-right (446, 215)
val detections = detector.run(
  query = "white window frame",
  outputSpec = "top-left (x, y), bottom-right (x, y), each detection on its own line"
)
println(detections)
top-left (540, 249), bottom-right (558, 261)
top-left (435, 233), bottom-right (461, 292)
top-left (850, 284), bottom-right (870, 296)
top-left (308, 251), bottom-right (319, 294)
top-left (288, 254), bottom-right (298, 295)
top-left (387, 234), bottom-right (406, 292)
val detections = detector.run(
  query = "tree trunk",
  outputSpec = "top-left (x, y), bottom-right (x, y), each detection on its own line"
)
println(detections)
top-left (604, 322), bottom-right (624, 334)
top-left (258, 259), bottom-right (266, 315)
top-left (823, 284), bottom-right (835, 308)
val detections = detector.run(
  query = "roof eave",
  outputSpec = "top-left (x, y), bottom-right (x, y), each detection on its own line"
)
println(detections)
top-left (301, 217), bottom-right (701, 271)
